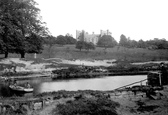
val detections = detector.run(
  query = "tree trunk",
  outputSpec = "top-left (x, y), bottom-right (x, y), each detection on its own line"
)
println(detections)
top-left (5, 52), bottom-right (8, 58)
top-left (20, 52), bottom-right (25, 58)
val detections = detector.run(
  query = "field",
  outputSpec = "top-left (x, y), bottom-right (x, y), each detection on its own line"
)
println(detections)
top-left (1, 45), bottom-right (168, 63)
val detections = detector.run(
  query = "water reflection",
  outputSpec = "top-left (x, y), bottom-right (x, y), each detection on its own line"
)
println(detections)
top-left (0, 75), bottom-right (147, 97)
top-left (38, 75), bottom-right (147, 93)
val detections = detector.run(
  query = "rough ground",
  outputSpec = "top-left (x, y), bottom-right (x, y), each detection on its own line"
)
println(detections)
top-left (28, 86), bottom-right (168, 115)
top-left (1, 58), bottom-right (168, 73)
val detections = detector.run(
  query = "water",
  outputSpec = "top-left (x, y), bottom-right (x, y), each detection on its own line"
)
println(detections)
top-left (0, 75), bottom-right (147, 97)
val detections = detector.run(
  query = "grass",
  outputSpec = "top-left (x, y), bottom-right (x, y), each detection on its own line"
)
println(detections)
top-left (0, 45), bottom-right (168, 62)
top-left (36, 45), bottom-right (168, 62)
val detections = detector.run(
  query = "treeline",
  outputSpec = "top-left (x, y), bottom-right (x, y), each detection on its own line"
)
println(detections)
top-left (44, 34), bottom-right (77, 46)
top-left (119, 34), bottom-right (168, 49)
top-left (75, 41), bottom-right (95, 51)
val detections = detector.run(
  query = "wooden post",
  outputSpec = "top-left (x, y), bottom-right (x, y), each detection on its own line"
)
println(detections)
top-left (0, 105), bottom-right (2, 114)
top-left (42, 100), bottom-right (45, 109)
top-left (34, 53), bottom-right (37, 59)
top-left (159, 73), bottom-right (162, 86)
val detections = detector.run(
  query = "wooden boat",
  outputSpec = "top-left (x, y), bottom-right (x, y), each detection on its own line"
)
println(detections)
top-left (9, 85), bottom-right (33, 93)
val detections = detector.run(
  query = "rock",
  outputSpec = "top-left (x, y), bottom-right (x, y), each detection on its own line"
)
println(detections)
top-left (34, 102), bottom-right (43, 110)
top-left (21, 104), bottom-right (30, 113)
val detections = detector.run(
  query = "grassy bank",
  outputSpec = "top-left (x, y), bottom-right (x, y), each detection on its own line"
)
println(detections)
top-left (1, 45), bottom-right (168, 62)
top-left (0, 45), bottom-right (168, 80)
top-left (41, 45), bottom-right (168, 62)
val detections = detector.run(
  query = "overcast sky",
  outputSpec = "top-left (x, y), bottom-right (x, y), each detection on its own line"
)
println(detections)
top-left (35, 0), bottom-right (168, 42)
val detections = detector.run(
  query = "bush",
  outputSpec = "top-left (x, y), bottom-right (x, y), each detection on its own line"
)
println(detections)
top-left (53, 96), bottom-right (120, 115)
top-left (2, 71), bottom-right (34, 76)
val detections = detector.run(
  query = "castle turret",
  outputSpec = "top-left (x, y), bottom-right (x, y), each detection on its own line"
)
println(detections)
top-left (100, 30), bottom-right (102, 35)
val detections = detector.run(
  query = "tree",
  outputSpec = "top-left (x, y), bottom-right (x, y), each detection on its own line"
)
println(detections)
top-left (85, 42), bottom-right (95, 51)
top-left (137, 39), bottom-right (146, 48)
top-left (0, 0), bottom-right (49, 58)
top-left (119, 34), bottom-right (128, 47)
top-left (64, 35), bottom-right (77, 44)
top-left (0, 35), bottom-right (5, 54)
top-left (56, 35), bottom-right (66, 46)
top-left (43, 35), bottom-right (56, 58)
top-left (76, 41), bottom-right (96, 51)
top-left (152, 38), bottom-right (168, 49)
top-left (26, 33), bottom-right (43, 53)
top-left (75, 41), bottom-right (85, 51)
top-left (97, 35), bottom-right (117, 50)
top-left (0, 0), bottom-right (18, 58)
top-left (119, 35), bottom-right (139, 48)
top-left (145, 38), bottom-right (168, 49)
top-left (129, 40), bottom-right (138, 48)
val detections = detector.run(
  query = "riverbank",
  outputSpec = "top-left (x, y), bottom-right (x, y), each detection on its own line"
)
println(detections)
top-left (0, 57), bottom-right (166, 80)
top-left (0, 70), bottom-right (149, 81)
top-left (1, 85), bottom-right (168, 115)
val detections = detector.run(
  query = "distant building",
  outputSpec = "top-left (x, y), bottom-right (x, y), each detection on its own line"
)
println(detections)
top-left (76, 29), bottom-right (112, 45)
top-left (100, 29), bottom-right (112, 37)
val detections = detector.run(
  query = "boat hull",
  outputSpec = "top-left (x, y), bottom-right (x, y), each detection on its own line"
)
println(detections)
top-left (9, 85), bottom-right (33, 93)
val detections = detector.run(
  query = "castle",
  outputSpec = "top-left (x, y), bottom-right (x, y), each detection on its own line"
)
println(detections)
top-left (76, 30), bottom-right (112, 45)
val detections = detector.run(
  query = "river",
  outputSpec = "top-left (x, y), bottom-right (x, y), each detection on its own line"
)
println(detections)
top-left (0, 75), bottom-right (147, 97)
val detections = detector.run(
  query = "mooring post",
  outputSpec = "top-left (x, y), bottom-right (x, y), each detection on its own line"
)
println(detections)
top-left (159, 73), bottom-right (162, 86)
top-left (140, 81), bottom-right (142, 86)
top-left (0, 105), bottom-right (2, 114)
top-left (34, 53), bottom-right (37, 59)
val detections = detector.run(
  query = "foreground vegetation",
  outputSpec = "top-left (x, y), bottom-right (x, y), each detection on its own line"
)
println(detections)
top-left (2, 88), bottom-right (168, 115)
top-left (54, 96), bottom-right (119, 115)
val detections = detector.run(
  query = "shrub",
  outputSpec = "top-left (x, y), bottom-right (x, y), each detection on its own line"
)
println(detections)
top-left (53, 96), bottom-right (120, 115)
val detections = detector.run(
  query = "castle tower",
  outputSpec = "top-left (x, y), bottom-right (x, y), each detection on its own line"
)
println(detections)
top-left (81, 30), bottom-right (85, 41)
top-left (100, 30), bottom-right (102, 35)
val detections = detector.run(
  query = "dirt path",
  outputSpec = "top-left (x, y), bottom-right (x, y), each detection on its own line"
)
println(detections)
top-left (38, 101), bottom-right (58, 115)
top-left (30, 98), bottom-right (74, 115)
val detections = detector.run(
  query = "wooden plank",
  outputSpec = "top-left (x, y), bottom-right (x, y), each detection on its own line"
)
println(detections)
top-left (114, 79), bottom-right (147, 90)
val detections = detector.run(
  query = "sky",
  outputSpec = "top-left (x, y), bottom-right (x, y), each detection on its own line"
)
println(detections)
top-left (35, 0), bottom-right (168, 42)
